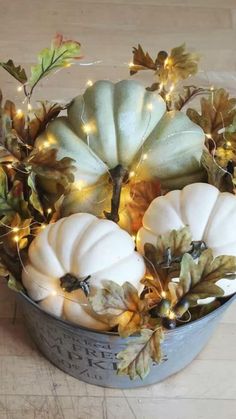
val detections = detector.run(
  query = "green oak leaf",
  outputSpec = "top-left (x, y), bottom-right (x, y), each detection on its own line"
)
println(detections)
top-left (89, 280), bottom-right (146, 338)
top-left (177, 249), bottom-right (236, 307)
top-left (0, 260), bottom-right (8, 277)
top-left (201, 150), bottom-right (234, 193)
top-left (117, 327), bottom-right (164, 380)
top-left (0, 166), bottom-right (12, 215)
top-left (152, 226), bottom-right (192, 263)
top-left (29, 34), bottom-right (81, 92)
top-left (8, 273), bottom-right (24, 292)
top-left (6, 180), bottom-right (30, 218)
top-left (27, 173), bottom-right (44, 215)
top-left (0, 59), bottom-right (27, 84)
top-left (0, 167), bottom-right (30, 218)
top-left (143, 227), bottom-right (192, 295)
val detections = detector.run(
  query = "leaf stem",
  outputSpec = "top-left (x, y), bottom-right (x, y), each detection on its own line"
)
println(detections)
top-left (177, 87), bottom-right (211, 110)
top-left (29, 49), bottom-right (68, 98)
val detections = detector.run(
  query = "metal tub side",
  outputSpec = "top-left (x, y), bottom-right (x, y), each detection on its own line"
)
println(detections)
top-left (18, 292), bottom-right (236, 388)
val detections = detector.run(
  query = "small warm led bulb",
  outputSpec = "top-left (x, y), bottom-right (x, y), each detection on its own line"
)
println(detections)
top-left (164, 57), bottom-right (169, 67)
top-left (16, 109), bottom-right (23, 117)
top-left (205, 133), bottom-right (212, 139)
top-left (161, 291), bottom-right (167, 299)
top-left (75, 180), bottom-right (85, 191)
top-left (27, 103), bottom-right (32, 111)
top-left (47, 208), bottom-right (52, 215)
top-left (43, 141), bottom-right (50, 148)
top-left (17, 86), bottom-right (23, 92)
top-left (169, 84), bottom-right (175, 93)
top-left (51, 290), bottom-right (57, 296)
top-left (147, 103), bottom-right (153, 111)
top-left (6, 163), bottom-right (12, 169)
top-left (129, 171), bottom-right (135, 178)
top-left (65, 62), bottom-right (72, 68)
top-left (83, 123), bottom-right (93, 135)
top-left (143, 153), bottom-right (148, 161)
top-left (226, 141), bottom-right (232, 147)
top-left (169, 311), bottom-right (176, 320)
top-left (41, 223), bottom-right (47, 229)
top-left (86, 80), bottom-right (93, 87)
top-left (129, 62), bottom-right (134, 68)
top-left (14, 235), bottom-right (19, 243)
top-left (12, 227), bottom-right (19, 233)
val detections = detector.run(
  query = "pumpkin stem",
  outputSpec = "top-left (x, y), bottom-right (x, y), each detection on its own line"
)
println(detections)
top-left (60, 273), bottom-right (91, 296)
top-left (104, 164), bottom-right (129, 223)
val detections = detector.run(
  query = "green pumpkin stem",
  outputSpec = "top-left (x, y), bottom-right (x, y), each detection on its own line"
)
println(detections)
top-left (104, 164), bottom-right (129, 223)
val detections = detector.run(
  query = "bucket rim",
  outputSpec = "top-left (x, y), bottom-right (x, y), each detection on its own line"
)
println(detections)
top-left (19, 291), bottom-right (236, 338)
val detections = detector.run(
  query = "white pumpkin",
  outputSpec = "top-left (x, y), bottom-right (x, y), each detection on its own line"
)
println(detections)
top-left (36, 80), bottom-right (205, 217)
top-left (22, 213), bottom-right (145, 330)
top-left (137, 183), bottom-right (236, 299)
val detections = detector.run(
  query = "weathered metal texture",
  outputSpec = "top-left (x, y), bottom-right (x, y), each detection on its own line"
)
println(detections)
top-left (19, 293), bottom-right (235, 388)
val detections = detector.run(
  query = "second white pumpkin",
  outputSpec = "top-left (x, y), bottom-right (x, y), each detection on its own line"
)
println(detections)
top-left (137, 183), bottom-right (236, 298)
top-left (22, 213), bottom-right (145, 330)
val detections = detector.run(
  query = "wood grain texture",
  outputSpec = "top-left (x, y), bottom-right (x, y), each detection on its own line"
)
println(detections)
top-left (0, 0), bottom-right (236, 417)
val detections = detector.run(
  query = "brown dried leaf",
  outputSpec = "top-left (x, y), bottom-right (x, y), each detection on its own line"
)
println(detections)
top-left (26, 148), bottom-right (75, 194)
top-left (28, 101), bottom-right (64, 144)
top-left (130, 44), bottom-right (157, 75)
top-left (128, 180), bottom-right (162, 233)
top-left (187, 88), bottom-right (236, 149)
top-left (174, 85), bottom-right (210, 111)
top-left (159, 44), bottom-right (199, 85)
top-left (3, 213), bottom-right (32, 256)
top-left (1, 97), bottom-right (64, 152)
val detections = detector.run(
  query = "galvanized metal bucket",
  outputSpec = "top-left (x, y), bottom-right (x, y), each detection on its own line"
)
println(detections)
top-left (18, 292), bottom-right (235, 388)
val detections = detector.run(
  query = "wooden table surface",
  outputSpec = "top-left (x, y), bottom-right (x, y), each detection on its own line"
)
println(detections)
top-left (1, 0), bottom-right (236, 418)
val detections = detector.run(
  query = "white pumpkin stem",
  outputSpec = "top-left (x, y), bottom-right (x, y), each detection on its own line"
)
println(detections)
top-left (104, 164), bottom-right (129, 223)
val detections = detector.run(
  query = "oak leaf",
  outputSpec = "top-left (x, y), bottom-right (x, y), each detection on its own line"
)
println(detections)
top-left (117, 327), bottom-right (164, 380)
top-left (0, 59), bottom-right (27, 84)
top-left (89, 280), bottom-right (146, 338)
top-left (28, 101), bottom-right (64, 144)
top-left (159, 44), bottom-right (199, 85)
top-left (176, 249), bottom-right (236, 306)
top-left (187, 88), bottom-right (236, 151)
top-left (127, 180), bottom-right (162, 233)
top-left (0, 167), bottom-right (30, 218)
top-left (201, 150), bottom-right (234, 193)
top-left (25, 148), bottom-right (75, 195)
top-left (29, 34), bottom-right (81, 93)
top-left (144, 227), bottom-right (192, 267)
top-left (130, 44), bottom-right (157, 75)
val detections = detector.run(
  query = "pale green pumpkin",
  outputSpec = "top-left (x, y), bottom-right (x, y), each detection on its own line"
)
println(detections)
top-left (36, 80), bottom-right (205, 217)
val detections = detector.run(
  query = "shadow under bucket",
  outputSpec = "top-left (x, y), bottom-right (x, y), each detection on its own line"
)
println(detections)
top-left (18, 292), bottom-right (235, 388)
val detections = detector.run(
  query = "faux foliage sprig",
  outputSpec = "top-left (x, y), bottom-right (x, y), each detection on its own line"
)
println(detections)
top-left (89, 227), bottom-right (236, 380)
top-left (0, 33), bottom-right (82, 101)
top-left (0, 34), bottom-right (81, 289)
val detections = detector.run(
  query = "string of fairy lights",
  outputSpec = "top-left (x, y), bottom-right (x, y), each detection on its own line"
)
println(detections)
top-left (1, 61), bottom-right (234, 320)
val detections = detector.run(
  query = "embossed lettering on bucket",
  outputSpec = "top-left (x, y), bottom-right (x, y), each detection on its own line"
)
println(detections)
top-left (18, 292), bottom-right (235, 388)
